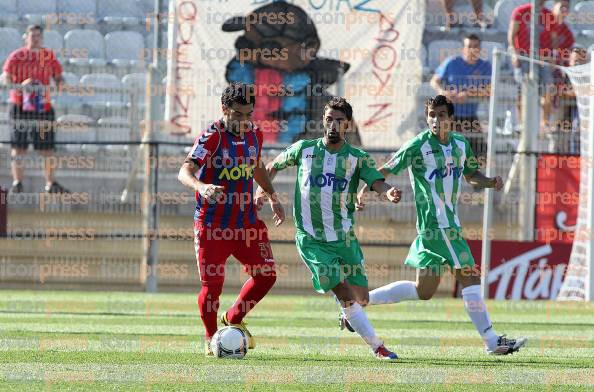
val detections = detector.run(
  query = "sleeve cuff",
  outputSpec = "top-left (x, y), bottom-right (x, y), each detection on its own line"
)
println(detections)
top-left (364, 174), bottom-right (385, 188)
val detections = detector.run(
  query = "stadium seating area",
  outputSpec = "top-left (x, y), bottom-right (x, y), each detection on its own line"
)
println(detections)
top-left (0, 0), bottom-right (591, 139)
top-left (419, 0), bottom-right (593, 135)
top-left (0, 0), bottom-right (592, 207)
top-left (0, 0), bottom-right (171, 155)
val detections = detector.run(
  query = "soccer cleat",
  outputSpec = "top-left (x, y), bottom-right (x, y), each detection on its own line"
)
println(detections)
top-left (44, 182), bottom-right (70, 194)
top-left (204, 339), bottom-right (213, 356)
top-left (221, 312), bottom-right (255, 349)
top-left (487, 335), bottom-right (527, 355)
top-left (339, 313), bottom-right (355, 333)
top-left (374, 344), bottom-right (398, 360)
top-left (9, 181), bottom-right (23, 194)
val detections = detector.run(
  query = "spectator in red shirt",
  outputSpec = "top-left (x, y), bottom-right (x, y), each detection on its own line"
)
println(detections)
top-left (508, 0), bottom-right (559, 130)
top-left (509, 0), bottom-right (556, 62)
top-left (1, 25), bottom-right (68, 194)
top-left (551, 0), bottom-right (574, 65)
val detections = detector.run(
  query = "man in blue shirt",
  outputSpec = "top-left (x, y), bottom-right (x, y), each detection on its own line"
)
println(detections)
top-left (430, 34), bottom-right (491, 157)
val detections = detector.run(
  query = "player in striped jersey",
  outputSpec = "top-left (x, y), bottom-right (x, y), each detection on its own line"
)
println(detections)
top-left (178, 83), bottom-right (285, 356)
top-left (257, 97), bottom-right (402, 360)
top-left (356, 95), bottom-right (527, 355)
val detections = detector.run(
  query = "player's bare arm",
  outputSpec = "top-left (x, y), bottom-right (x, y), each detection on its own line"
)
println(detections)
top-left (264, 156), bottom-right (281, 181)
top-left (430, 74), bottom-right (464, 104)
top-left (356, 167), bottom-right (394, 210)
top-left (53, 74), bottom-right (65, 89)
top-left (254, 154), bottom-right (282, 209)
top-left (177, 161), bottom-right (224, 203)
top-left (464, 171), bottom-right (503, 191)
top-left (370, 179), bottom-right (401, 204)
top-left (253, 163), bottom-right (285, 226)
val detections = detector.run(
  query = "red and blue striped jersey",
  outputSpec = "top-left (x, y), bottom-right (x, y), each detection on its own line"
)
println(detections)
top-left (186, 120), bottom-right (262, 230)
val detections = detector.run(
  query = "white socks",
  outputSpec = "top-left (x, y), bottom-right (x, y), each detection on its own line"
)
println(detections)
top-left (333, 293), bottom-right (346, 317)
top-left (369, 281), bottom-right (419, 305)
top-left (342, 303), bottom-right (383, 350)
top-left (462, 285), bottom-right (499, 350)
top-left (340, 283), bottom-right (499, 351)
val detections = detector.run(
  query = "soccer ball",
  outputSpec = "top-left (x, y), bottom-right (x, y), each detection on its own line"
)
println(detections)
top-left (210, 326), bottom-right (248, 359)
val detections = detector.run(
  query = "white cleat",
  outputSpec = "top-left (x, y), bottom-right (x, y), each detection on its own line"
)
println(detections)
top-left (487, 335), bottom-right (527, 355)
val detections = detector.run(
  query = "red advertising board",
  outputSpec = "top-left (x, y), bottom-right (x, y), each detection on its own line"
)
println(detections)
top-left (535, 154), bottom-right (580, 243)
top-left (467, 240), bottom-right (571, 300)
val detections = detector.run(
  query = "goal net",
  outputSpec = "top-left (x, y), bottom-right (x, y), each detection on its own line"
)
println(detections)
top-left (557, 58), bottom-right (594, 301)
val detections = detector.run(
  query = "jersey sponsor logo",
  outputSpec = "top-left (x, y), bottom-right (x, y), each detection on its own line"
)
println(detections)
top-left (305, 154), bottom-right (317, 158)
top-left (232, 141), bottom-right (245, 145)
top-left (306, 173), bottom-right (348, 191)
top-left (428, 165), bottom-right (463, 180)
top-left (218, 164), bottom-right (254, 181)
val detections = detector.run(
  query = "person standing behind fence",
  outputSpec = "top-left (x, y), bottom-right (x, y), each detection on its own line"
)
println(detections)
top-left (550, 0), bottom-right (574, 66)
top-left (1, 25), bottom-right (68, 194)
top-left (552, 46), bottom-right (589, 154)
top-left (546, 0), bottom-right (576, 153)
top-left (430, 34), bottom-right (491, 158)
top-left (508, 0), bottom-right (559, 131)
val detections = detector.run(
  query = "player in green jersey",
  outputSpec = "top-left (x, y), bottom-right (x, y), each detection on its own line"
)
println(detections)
top-left (356, 95), bottom-right (527, 355)
top-left (256, 97), bottom-right (401, 360)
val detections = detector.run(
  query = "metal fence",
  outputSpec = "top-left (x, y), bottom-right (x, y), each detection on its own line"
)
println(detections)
top-left (0, 111), bottom-right (519, 296)
top-left (0, 8), bottom-right (588, 293)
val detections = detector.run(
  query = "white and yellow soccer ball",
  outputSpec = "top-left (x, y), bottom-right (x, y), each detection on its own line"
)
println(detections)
top-left (210, 326), bottom-right (248, 359)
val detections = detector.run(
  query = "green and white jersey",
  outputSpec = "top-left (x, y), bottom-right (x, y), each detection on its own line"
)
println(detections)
top-left (273, 138), bottom-right (384, 242)
top-left (384, 129), bottom-right (480, 232)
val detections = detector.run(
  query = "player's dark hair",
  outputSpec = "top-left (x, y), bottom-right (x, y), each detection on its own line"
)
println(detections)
top-left (425, 95), bottom-right (455, 117)
top-left (323, 97), bottom-right (353, 121)
top-left (221, 82), bottom-right (256, 107)
top-left (26, 25), bottom-right (43, 34)
top-left (464, 33), bottom-right (480, 43)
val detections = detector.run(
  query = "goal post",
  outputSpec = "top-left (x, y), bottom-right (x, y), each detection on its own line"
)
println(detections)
top-left (481, 47), bottom-right (502, 298)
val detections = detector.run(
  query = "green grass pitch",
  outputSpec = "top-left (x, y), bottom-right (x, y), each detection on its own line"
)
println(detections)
top-left (0, 290), bottom-right (593, 391)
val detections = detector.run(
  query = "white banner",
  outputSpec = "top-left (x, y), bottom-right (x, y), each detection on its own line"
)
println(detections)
top-left (165, 0), bottom-right (424, 148)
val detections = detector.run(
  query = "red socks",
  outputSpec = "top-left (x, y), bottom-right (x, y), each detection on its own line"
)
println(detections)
top-left (198, 272), bottom-right (276, 337)
top-left (197, 281), bottom-right (223, 339)
top-left (227, 272), bottom-right (276, 324)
